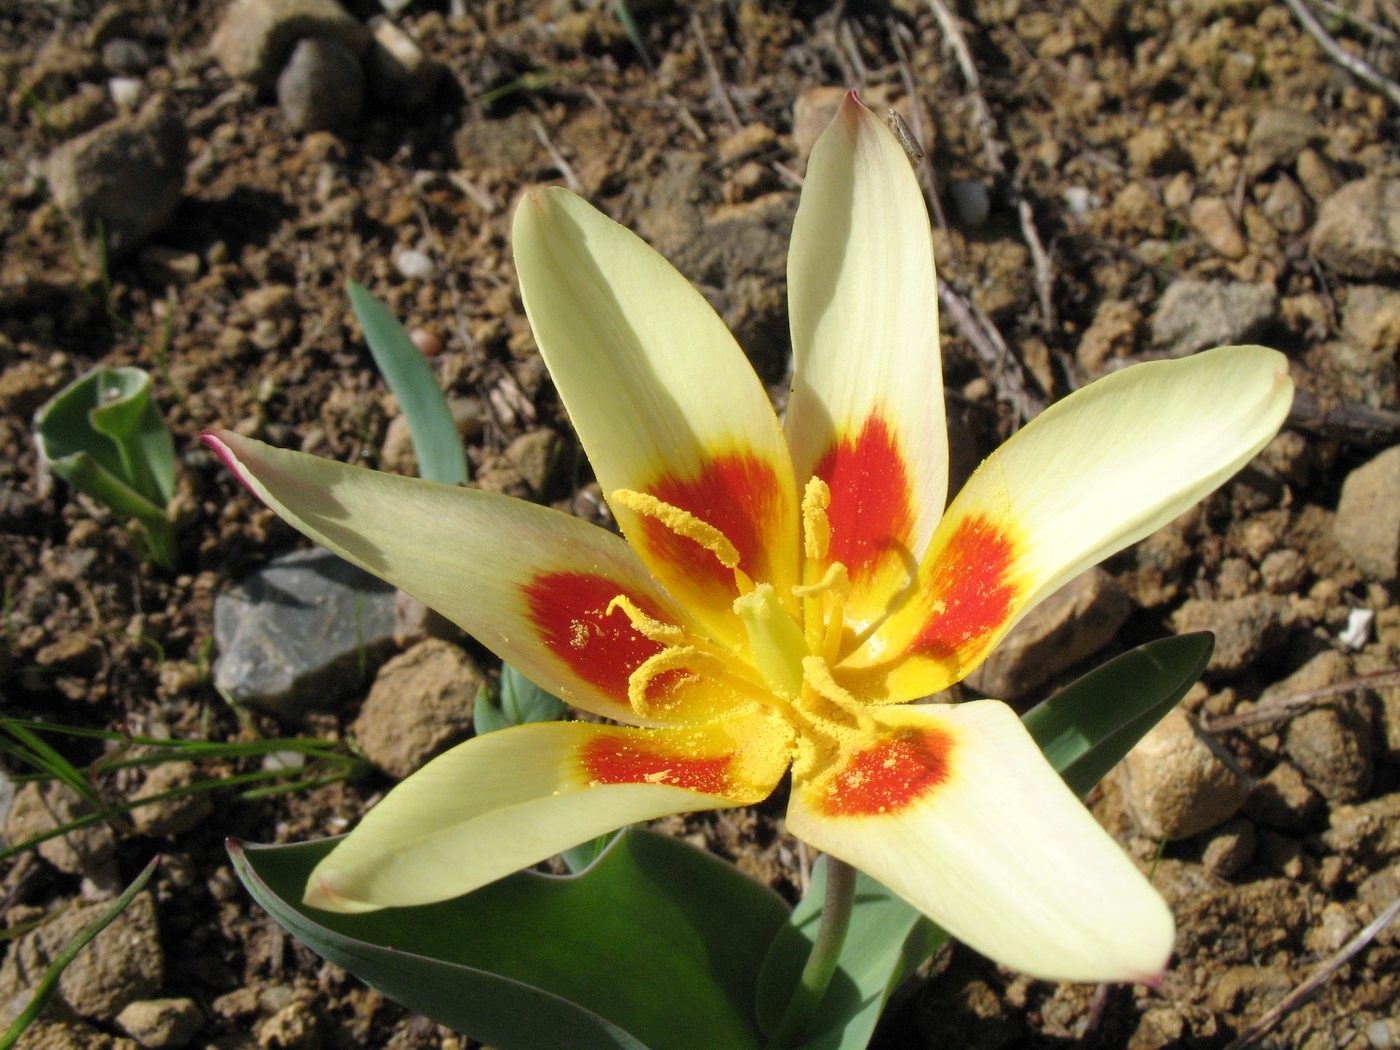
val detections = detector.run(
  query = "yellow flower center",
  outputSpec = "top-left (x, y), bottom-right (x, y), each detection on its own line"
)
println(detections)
top-left (608, 478), bottom-right (879, 772)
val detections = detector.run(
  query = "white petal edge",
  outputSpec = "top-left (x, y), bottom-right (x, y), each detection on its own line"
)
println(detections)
top-left (785, 92), bottom-right (947, 550)
top-left (204, 430), bottom-right (716, 726)
top-left (787, 700), bottom-right (1175, 984)
top-left (304, 720), bottom-right (765, 912)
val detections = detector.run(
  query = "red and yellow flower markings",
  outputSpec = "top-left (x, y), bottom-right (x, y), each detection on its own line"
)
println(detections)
top-left (204, 91), bottom-right (1295, 984)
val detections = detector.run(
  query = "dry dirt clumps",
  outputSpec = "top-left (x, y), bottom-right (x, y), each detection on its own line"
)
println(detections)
top-left (2, 1), bottom-right (1400, 1048)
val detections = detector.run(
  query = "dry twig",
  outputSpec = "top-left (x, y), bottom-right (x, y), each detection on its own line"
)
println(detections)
top-left (887, 17), bottom-right (950, 230)
top-left (925, 0), bottom-right (1057, 329)
top-left (413, 199), bottom-right (477, 361)
top-left (690, 12), bottom-right (743, 133)
top-left (1287, 389), bottom-right (1400, 445)
top-left (1202, 668), bottom-right (1400, 733)
top-left (1282, 0), bottom-right (1400, 111)
top-left (529, 117), bottom-right (583, 196)
top-left (1223, 891), bottom-right (1400, 1050)
top-left (938, 278), bottom-right (1045, 421)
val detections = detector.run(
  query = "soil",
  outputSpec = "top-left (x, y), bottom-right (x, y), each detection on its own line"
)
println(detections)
top-left (2, 1), bottom-right (1400, 1049)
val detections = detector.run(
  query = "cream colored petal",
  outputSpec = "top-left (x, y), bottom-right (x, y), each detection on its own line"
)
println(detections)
top-left (513, 188), bottom-right (800, 648)
top-left (205, 430), bottom-right (747, 727)
top-left (787, 700), bottom-right (1174, 984)
top-left (842, 345), bottom-right (1292, 702)
top-left (785, 93), bottom-right (946, 626)
top-left (305, 715), bottom-right (792, 912)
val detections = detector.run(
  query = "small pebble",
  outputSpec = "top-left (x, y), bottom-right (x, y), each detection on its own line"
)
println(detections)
top-left (1370, 1019), bottom-right (1394, 1050)
top-left (108, 76), bottom-right (144, 110)
top-left (394, 247), bottom-right (434, 279)
top-left (410, 327), bottom-right (442, 357)
top-left (950, 179), bottom-right (991, 228)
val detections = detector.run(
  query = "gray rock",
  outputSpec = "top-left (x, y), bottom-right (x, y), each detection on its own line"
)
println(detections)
top-left (949, 180), bottom-right (991, 229)
top-left (116, 998), bottom-right (204, 1049)
top-left (965, 567), bottom-right (1131, 701)
top-left (0, 892), bottom-right (162, 1023)
top-left (1170, 593), bottom-right (1294, 674)
top-left (352, 638), bottom-right (481, 778)
top-left (0, 767), bottom-right (13, 842)
top-left (1119, 708), bottom-right (1254, 840)
top-left (209, 0), bottom-right (370, 90)
top-left (45, 94), bottom-right (187, 259)
top-left (277, 36), bottom-right (363, 133)
top-left (367, 16), bottom-right (441, 110)
top-left (1311, 177), bottom-right (1400, 278)
top-left (1335, 445), bottom-right (1400, 581)
top-left (4, 781), bottom-right (117, 883)
top-left (1149, 279), bottom-right (1277, 357)
top-left (213, 547), bottom-right (397, 718)
top-left (1245, 108), bottom-right (1326, 176)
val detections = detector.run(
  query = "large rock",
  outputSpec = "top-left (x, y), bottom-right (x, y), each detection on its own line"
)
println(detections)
top-left (1119, 708), bottom-right (1253, 840)
top-left (1335, 445), bottom-right (1400, 581)
top-left (351, 639), bottom-right (481, 779)
top-left (213, 547), bottom-right (397, 718)
top-left (276, 36), bottom-right (363, 132)
top-left (0, 893), bottom-right (162, 1023)
top-left (1170, 593), bottom-right (1294, 674)
top-left (209, 0), bottom-right (369, 90)
top-left (1311, 177), bottom-right (1400, 278)
top-left (1149, 279), bottom-right (1277, 357)
top-left (4, 781), bottom-right (117, 883)
top-left (965, 568), bottom-right (1130, 701)
top-left (45, 95), bottom-right (187, 258)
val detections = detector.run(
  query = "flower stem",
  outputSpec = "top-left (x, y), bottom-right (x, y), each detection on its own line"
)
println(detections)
top-left (770, 855), bottom-right (857, 1048)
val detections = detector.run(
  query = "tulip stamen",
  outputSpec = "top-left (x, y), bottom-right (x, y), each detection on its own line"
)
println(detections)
top-left (613, 488), bottom-right (755, 594)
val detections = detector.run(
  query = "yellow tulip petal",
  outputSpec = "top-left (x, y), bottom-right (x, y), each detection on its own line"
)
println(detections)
top-left (786, 700), bottom-right (1174, 984)
top-left (204, 430), bottom-right (747, 727)
top-left (305, 715), bottom-right (793, 912)
top-left (841, 345), bottom-right (1293, 701)
top-left (513, 187), bottom-right (800, 647)
top-left (786, 93), bottom-right (946, 628)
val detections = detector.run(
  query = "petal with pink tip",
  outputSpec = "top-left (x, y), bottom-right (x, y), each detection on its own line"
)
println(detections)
top-left (513, 187), bottom-right (800, 647)
top-left (785, 93), bottom-right (946, 625)
top-left (305, 714), bottom-right (793, 912)
top-left (204, 430), bottom-right (745, 727)
top-left (787, 700), bottom-right (1174, 984)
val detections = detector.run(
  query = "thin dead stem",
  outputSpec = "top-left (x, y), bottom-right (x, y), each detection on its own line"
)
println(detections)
top-left (1202, 668), bottom-right (1400, 733)
top-left (1282, 0), bottom-right (1400, 110)
top-left (1223, 892), bottom-right (1400, 1050)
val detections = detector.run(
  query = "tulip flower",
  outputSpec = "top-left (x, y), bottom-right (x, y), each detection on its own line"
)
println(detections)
top-left (205, 93), bottom-right (1291, 986)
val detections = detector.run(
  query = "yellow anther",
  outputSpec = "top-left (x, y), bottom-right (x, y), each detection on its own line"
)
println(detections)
top-left (605, 595), bottom-right (686, 646)
top-left (613, 488), bottom-right (753, 593)
top-left (791, 562), bottom-right (849, 599)
top-left (802, 477), bottom-right (832, 562)
top-left (801, 656), bottom-right (878, 738)
top-left (626, 646), bottom-right (723, 718)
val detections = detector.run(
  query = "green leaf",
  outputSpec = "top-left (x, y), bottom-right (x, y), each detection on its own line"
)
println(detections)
top-left (230, 829), bottom-right (790, 1050)
top-left (474, 663), bottom-right (569, 737)
top-left (757, 633), bottom-right (1213, 1049)
top-left (347, 280), bottom-right (469, 487)
top-left (1023, 632), bottom-right (1213, 798)
top-left (34, 366), bottom-right (177, 567)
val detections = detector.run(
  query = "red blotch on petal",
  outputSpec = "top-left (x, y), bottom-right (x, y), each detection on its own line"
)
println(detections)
top-left (524, 572), bottom-right (671, 710)
top-left (813, 416), bottom-right (914, 576)
top-left (580, 734), bottom-right (733, 795)
top-left (642, 453), bottom-right (784, 591)
top-left (818, 725), bottom-right (953, 816)
top-left (911, 515), bottom-right (1018, 661)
